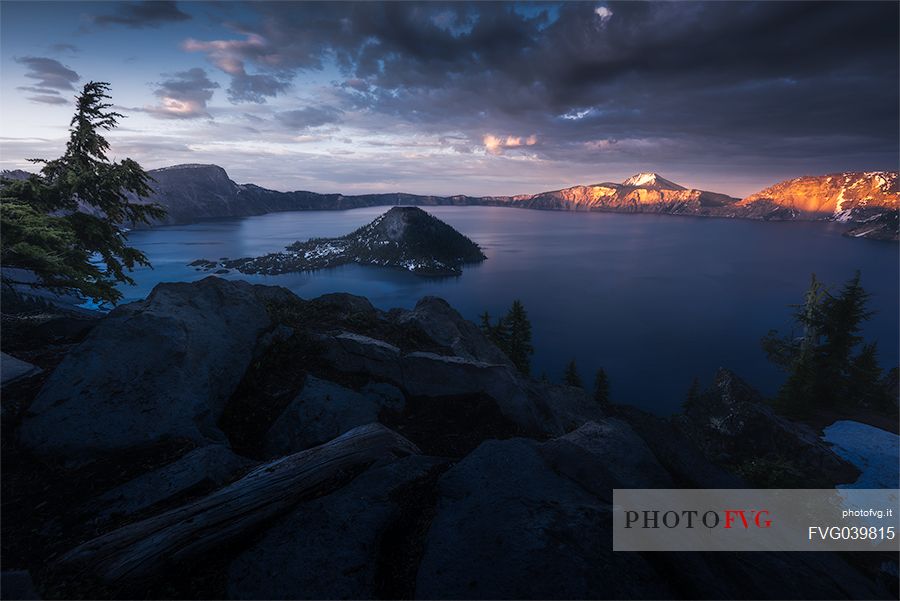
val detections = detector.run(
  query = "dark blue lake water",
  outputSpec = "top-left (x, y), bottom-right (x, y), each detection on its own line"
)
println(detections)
top-left (119, 206), bottom-right (899, 414)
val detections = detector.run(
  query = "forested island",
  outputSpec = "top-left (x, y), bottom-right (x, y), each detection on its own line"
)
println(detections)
top-left (190, 206), bottom-right (487, 277)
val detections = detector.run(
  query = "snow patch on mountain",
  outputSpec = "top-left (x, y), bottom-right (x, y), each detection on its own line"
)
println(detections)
top-left (622, 172), bottom-right (685, 190)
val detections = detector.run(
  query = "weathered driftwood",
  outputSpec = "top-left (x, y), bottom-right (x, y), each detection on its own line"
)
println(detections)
top-left (59, 423), bottom-right (420, 582)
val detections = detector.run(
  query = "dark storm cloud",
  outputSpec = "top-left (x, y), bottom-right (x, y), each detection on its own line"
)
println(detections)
top-left (146, 68), bottom-right (219, 119)
top-left (275, 106), bottom-right (342, 130)
top-left (94, 1), bottom-right (191, 29)
top-left (227, 72), bottom-right (290, 104)
top-left (15, 56), bottom-right (79, 91)
top-left (185, 1), bottom-right (897, 169)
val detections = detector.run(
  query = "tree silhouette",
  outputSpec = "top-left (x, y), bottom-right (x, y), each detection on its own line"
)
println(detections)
top-left (564, 360), bottom-right (583, 388)
top-left (1, 82), bottom-right (164, 304)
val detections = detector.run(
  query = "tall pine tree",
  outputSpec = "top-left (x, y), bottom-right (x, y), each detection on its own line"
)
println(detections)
top-left (762, 272), bottom-right (884, 414)
top-left (504, 300), bottom-right (534, 375)
top-left (1, 82), bottom-right (164, 304)
top-left (593, 368), bottom-right (609, 404)
top-left (564, 360), bottom-right (583, 388)
top-left (478, 301), bottom-right (533, 376)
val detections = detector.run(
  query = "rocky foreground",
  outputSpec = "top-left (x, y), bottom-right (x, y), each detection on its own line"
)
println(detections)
top-left (194, 207), bottom-right (486, 277)
top-left (1, 277), bottom-right (897, 599)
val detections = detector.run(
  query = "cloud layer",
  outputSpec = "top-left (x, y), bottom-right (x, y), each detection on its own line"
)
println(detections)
top-left (15, 56), bottom-right (79, 104)
top-left (93, 1), bottom-right (191, 29)
top-left (174, 1), bottom-right (898, 170)
top-left (5, 1), bottom-right (898, 196)
top-left (146, 68), bottom-right (219, 119)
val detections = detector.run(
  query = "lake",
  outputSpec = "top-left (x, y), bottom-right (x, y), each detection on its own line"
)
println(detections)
top-left (118, 206), bottom-right (899, 414)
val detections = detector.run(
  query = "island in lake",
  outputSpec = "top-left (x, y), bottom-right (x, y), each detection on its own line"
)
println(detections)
top-left (191, 206), bottom-right (486, 277)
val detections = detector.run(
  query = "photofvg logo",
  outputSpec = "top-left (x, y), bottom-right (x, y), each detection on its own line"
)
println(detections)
top-left (613, 489), bottom-right (898, 552)
top-left (625, 508), bottom-right (772, 530)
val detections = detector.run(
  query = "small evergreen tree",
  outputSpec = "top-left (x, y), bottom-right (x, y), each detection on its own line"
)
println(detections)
top-left (847, 343), bottom-right (890, 410)
top-left (479, 311), bottom-right (493, 334)
top-left (1, 82), bottom-right (164, 305)
top-left (478, 301), bottom-right (534, 376)
top-left (504, 300), bottom-right (534, 375)
top-left (563, 360), bottom-right (583, 388)
top-left (593, 368), bottom-right (609, 404)
top-left (684, 376), bottom-right (701, 411)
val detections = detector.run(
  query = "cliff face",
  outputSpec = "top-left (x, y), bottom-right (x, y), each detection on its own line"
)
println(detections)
top-left (737, 171), bottom-right (898, 218)
top-left (123, 166), bottom-right (744, 225)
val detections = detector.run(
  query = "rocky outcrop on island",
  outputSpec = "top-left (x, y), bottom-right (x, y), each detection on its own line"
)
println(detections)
top-left (203, 206), bottom-right (486, 277)
top-left (3, 277), bottom-right (893, 599)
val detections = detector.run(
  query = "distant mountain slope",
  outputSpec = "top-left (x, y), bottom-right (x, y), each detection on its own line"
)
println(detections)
top-left (737, 172), bottom-right (898, 219)
top-left (202, 206), bottom-right (486, 277)
top-left (503, 173), bottom-right (739, 213)
top-left (3, 165), bottom-right (897, 240)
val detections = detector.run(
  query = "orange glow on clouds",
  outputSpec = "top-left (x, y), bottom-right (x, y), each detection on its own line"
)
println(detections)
top-left (484, 133), bottom-right (537, 154)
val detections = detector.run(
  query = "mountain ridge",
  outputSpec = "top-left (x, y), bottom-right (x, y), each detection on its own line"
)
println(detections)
top-left (2, 164), bottom-right (897, 239)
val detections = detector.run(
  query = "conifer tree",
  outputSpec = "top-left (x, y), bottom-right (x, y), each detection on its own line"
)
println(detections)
top-left (593, 368), bottom-right (610, 404)
top-left (1, 82), bottom-right (164, 304)
top-left (847, 342), bottom-right (890, 410)
top-left (762, 272), bottom-right (883, 414)
top-left (504, 299), bottom-right (534, 375)
top-left (684, 376), bottom-right (701, 411)
top-left (563, 360), bottom-right (583, 388)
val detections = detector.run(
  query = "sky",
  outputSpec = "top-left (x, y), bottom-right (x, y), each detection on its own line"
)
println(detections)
top-left (0, 1), bottom-right (897, 198)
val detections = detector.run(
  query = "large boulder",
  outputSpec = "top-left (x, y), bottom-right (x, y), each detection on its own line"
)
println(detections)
top-left (0, 570), bottom-right (40, 600)
top-left (415, 438), bottom-right (671, 599)
top-left (18, 277), bottom-right (282, 458)
top-left (390, 296), bottom-right (512, 365)
top-left (262, 377), bottom-right (405, 457)
top-left (90, 444), bottom-right (255, 522)
top-left (320, 332), bottom-right (601, 438)
top-left (539, 419), bottom-right (673, 495)
top-left (228, 454), bottom-right (447, 600)
top-left (0, 352), bottom-right (41, 386)
top-left (676, 368), bottom-right (859, 486)
top-left (611, 404), bottom-right (746, 488)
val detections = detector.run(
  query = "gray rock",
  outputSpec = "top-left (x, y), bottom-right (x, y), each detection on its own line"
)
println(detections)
top-left (91, 445), bottom-right (254, 521)
top-left (539, 419), bottom-right (673, 497)
top-left (677, 368), bottom-right (859, 486)
top-left (1, 570), bottom-right (39, 600)
top-left (0, 353), bottom-right (41, 386)
top-left (311, 292), bottom-right (378, 321)
top-left (392, 296), bottom-right (512, 365)
top-left (612, 404), bottom-right (746, 488)
top-left (320, 331), bottom-right (404, 384)
top-left (322, 332), bottom-right (601, 438)
top-left (263, 377), bottom-right (405, 457)
top-left (228, 454), bottom-right (447, 600)
top-left (19, 277), bottom-right (278, 458)
top-left (415, 438), bottom-right (670, 599)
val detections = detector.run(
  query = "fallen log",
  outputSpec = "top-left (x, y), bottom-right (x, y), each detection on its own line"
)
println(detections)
top-left (59, 423), bottom-right (420, 582)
